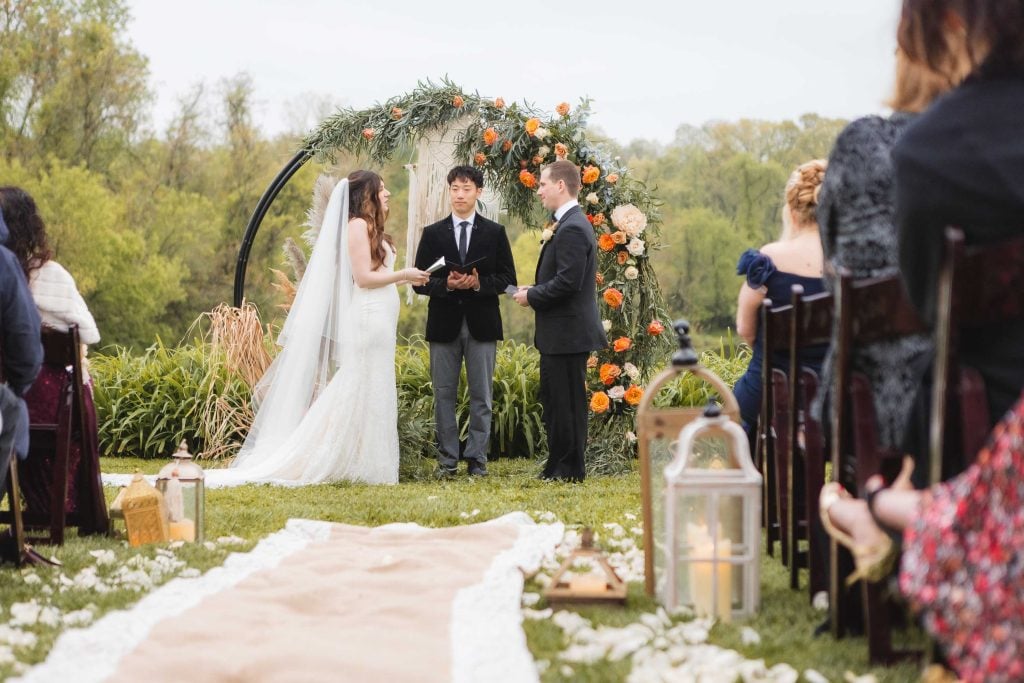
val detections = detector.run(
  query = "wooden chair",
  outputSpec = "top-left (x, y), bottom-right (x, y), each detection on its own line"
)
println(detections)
top-left (756, 299), bottom-right (791, 562)
top-left (929, 227), bottom-right (1024, 485)
top-left (830, 270), bottom-right (927, 662)
top-left (786, 286), bottom-right (831, 597)
top-left (0, 326), bottom-right (108, 545)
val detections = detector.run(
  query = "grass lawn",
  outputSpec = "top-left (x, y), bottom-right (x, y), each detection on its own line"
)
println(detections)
top-left (0, 457), bottom-right (920, 681)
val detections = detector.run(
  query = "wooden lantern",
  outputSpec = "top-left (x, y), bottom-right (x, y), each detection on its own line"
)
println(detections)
top-left (121, 472), bottom-right (169, 547)
top-left (544, 528), bottom-right (627, 607)
top-left (636, 320), bottom-right (741, 598)
top-left (155, 441), bottom-right (206, 543)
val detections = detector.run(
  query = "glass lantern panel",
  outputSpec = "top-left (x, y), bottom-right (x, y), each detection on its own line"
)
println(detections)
top-left (648, 435), bottom-right (676, 598)
top-left (686, 432), bottom-right (736, 471)
top-left (716, 494), bottom-right (747, 558)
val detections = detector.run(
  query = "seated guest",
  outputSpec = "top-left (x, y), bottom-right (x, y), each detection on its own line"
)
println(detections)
top-left (732, 160), bottom-right (828, 446)
top-left (821, 391), bottom-right (1024, 682)
top-left (0, 187), bottom-right (100, 522)
top-left (0, 206), bottom-right (43, 493)
top-left (894, 0), bottom-right (1024, 478)
top-left (812, 50), bottom-right (955, 454)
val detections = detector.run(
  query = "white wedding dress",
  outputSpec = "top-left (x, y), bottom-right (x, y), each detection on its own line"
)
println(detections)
top-left (207, 179), bottom-right (400, 487)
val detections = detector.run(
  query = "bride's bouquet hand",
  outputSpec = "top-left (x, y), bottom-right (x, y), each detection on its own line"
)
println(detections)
top-left (401, 267), bottom-right (430, 286)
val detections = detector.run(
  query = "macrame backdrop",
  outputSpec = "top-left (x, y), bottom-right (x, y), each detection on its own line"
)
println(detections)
top-left (404, 118), bottom-right (502, 303)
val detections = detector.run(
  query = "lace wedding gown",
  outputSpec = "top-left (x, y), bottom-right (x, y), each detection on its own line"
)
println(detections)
top-left (208, 247), bottom-right (401, 487)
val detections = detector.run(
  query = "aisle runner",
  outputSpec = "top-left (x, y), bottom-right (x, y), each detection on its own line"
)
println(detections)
top-left (18, 513), bottom-right (562, 683)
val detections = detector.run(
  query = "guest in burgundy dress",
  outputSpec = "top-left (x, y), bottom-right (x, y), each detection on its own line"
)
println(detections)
top-left (0, 187), bottom-right (101, 525)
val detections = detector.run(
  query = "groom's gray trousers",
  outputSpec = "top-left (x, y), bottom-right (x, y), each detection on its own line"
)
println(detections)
top-left (430, 320), bottom-right (496, 469)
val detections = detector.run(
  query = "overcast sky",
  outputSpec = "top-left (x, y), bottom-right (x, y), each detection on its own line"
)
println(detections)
top-left (127, 0), bottom-right (903, 144)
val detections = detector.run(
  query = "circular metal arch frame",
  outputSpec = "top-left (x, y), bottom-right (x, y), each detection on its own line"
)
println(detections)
top-left (232, 149), bottom-right (313, 307)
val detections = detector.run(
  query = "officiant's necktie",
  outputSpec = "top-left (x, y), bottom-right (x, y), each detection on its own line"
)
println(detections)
top-left (458, 220), bottom-right (469, 262)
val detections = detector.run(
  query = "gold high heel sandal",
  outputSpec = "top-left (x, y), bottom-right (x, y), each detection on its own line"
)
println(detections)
top-left (819, 482), bottom-right (897, 586)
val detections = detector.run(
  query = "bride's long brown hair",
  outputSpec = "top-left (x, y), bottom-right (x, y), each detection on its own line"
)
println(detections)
top-left (347, 170), bottom-right (393, 268)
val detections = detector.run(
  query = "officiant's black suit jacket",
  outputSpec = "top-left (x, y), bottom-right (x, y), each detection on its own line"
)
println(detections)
top-left (413, 213), bottom-right (517, 343)
top-left (527, 205), bottom-right (608, 355)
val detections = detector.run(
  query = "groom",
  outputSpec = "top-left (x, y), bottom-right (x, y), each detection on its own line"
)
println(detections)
top-left (513, 160), bottom-right (607, 481)
top-left (414, 166), bottom-right (517, 477)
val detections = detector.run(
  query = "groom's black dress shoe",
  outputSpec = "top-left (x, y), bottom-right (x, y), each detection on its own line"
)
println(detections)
top-left (467, 460), bottom-right (488, 477)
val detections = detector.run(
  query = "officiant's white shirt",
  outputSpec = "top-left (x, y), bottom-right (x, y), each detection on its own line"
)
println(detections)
top-left (554, 200), bottom-right (579, 222)
top-left (452, 212), bottom-right (477, 250)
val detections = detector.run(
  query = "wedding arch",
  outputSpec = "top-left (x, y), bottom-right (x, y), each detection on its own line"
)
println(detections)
top-left (233, 79), bottom-right (671, 461)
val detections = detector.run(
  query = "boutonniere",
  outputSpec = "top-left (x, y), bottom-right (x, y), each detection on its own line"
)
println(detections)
top-left (540, 220), bottom-right (557, 246)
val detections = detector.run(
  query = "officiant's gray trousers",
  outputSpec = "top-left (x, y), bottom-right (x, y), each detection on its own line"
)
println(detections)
top-left (430, 321), bottom-right (496, 468)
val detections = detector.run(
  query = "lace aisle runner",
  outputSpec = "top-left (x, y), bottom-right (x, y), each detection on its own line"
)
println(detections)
top-left (16, 513), bottom-right (562, 683)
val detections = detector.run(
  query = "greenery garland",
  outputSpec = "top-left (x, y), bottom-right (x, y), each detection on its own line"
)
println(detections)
top-left (301, 78), bottom-right (672, 470)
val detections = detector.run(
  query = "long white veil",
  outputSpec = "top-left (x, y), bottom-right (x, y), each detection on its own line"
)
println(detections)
top-left (231, 178), bottom-right (355, 471)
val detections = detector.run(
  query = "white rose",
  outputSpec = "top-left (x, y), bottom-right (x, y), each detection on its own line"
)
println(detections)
top-left (535, 127), bottom-right (550, 140)
top-left (537, 145), bottom-right (550, 158)
top-left (608, 386), bottom-right (626, 400)
top-left (625, 266), bottom-right (639, 280)
top-left (602, 319), bottom-right (612, 332)
top-left (624, 362), bottom-right (640, 380)
top-left (586, 192), bottom-right (599, 204)
top-left (541, 228), bottom-right (554, 243)
top-left (626, 238), bottom-right (646, 256)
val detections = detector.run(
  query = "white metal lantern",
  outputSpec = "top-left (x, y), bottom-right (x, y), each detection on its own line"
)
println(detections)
top-left (155, 441), bottom-right (205, 543)
top-left (664, 404), bottom-right (762, 620)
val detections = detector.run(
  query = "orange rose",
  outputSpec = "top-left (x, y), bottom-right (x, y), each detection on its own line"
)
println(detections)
top-left (494, 97), bottom-right (505, 109)
top-left (453, 95), bottom-right (465, 108)
top-left (606, 173), bottom-right (619, 184)
top-left (519, 170), bottom-right (537, 189)
top-left (586, 354), bottom-right (598, 369)
top-left (590, 391), bottom-right (610, 413)
top-left (647, 319), bottom-right (665, 336)
top-left (592, 213), bottom-right (606, 227)
top-left (474, 152), bottom-right (487, 165)
top-left (483, 127), bottom-right (499, 146)
top-left (554, 143), bottom-right (568, 159)
top-left (603, 287), bottom-right (624, 309)
top-left (582, 165), bottom-right (600, 184)
top-left (556, 102), bottom-right (571, 116)
top-left (361, 128), bottom-right (375, 140)
top-left (613, 336), bottom-right (633, 352)
top-left (597, 234), bottom-right (616, 252)
top-left (391, 107), bottom-right (403, 120)
top-left (624, 385), bottom-right (644, 406)
top-left (617, 250), bottom-right (629, 265)
top-left (502, 139), bottom-right (513, 152)
top-left (532, 155), bottom-right (544, 166)
top-left (599, 363), bottom-right (622, 386)
top-left (525, 118), bottom-right (541, 136)
top-left (611, 230), bottom-right (627, 244)
top-left (595, 272), bottom-right (605, 285)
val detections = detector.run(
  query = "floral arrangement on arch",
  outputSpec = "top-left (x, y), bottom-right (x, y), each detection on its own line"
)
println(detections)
top-left (301, 78), bottom-right (672, 470)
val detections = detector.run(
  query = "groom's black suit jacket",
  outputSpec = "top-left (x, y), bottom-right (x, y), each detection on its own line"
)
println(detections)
top-left (413, 213), bottom-right (517, 343)
top-left (527, 205), bottom-right (607, 355)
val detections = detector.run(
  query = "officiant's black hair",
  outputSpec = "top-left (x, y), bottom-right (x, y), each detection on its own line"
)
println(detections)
top-left (447, 165), bottom-right (484, 189)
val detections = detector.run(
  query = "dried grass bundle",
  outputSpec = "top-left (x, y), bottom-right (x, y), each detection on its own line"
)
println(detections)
top-left (205, 302), bottom-right (273, 389)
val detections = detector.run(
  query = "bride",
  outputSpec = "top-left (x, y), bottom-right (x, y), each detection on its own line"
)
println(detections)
top-left (209, 171), bottom-right (429, 486)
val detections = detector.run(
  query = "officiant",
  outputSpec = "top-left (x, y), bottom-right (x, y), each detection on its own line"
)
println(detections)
top-left (413, 166), bottom-right (517, 477)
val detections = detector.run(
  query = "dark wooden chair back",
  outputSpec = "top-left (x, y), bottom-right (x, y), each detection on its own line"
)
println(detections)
top-left (786, 286), bottom-right (831, 596)
top-left (830, 271), bottom-right (927, 663)
top-left (0, 325), bottom-right (108, 545)
top-left (930, 227), bottom-right (1024, 484)
top-left (757, 299), bottom-right (792, 562)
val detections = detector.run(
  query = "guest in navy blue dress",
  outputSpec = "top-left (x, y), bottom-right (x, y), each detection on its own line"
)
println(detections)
top-left (732, 160), bottom-right (828, 445)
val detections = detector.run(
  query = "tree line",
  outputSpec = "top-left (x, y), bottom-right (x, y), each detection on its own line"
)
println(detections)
top-left (0, 0), bottom-right (848, 350)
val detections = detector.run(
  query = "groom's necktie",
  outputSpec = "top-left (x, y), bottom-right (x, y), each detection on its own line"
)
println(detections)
top-left (458, 220), bottom-right (469, 262)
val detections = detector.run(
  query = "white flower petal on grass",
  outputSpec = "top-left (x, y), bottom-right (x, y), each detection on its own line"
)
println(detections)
top-left (559, 665), bottom-right (574, 678)
top-left (630, 526), bottom-right (644, 537)
top-left (22, 573), bottom-right (41, 585)
top-left (522, 607), bottom-right (553, 621)
top-left (0, 646), bottom-right (15, 666)
top-left (9, 602), bottom-right (40, 627)
top-left (40, 585), bottom-right (53, 596)
top-left (624, 512), bottom-right (637, 521)
top-left (179, 568), bottom-right (201, 579)
top-left (740, 626), bottom-right (761, 646)
top-left (804, 669), bottom-right (829, 683)
top-left (812, 590), bottom-right (829, 611)
top-left (88, 549), bottom-right (117, 566)
top-left (217, 536), bottom-right (246, 546)
top-left (426, 495), bottom-right (438, 501)
top-left (535, 659), bottom-right (550, 675)
top-left (844, 673), bottom-right (879, 683)
top-left (38, 607), bottom-right (61, 628)
top-left (169, 541), bottom-right (185, 549)
top-left (521, 592), bottom-right (541, 607)
top-left (62, 609), bottom-right (94, 628)
top-left (560, 642), bottom-right (607, 664)
top-left (537, 511), bottom-right (557, 523)
top-left (552, 610), bottom-right (591, 637)
top-left (0, 625), bottom-right (37, 649)
top-left (203, 541), bottom-right (217, 551)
